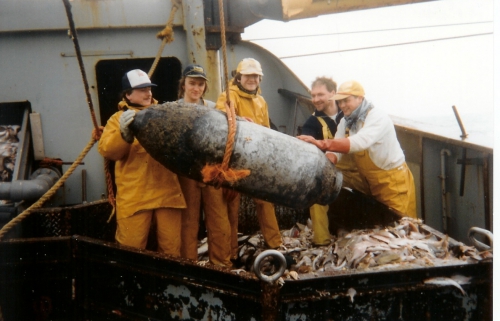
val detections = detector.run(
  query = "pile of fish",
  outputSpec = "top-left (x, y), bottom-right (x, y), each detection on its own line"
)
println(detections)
top-left (0, 125), bottom-right (20, 204)
top-left (197, 217), bottom-right (492, 279)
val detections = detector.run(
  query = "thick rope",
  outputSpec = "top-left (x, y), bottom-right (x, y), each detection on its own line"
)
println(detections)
top-left (201, 0), bottom-right (250, 188)
top-left (149, 0), bottom-right (181, 78)
top-left (0, 138), bottom-right (96, 241)
top-left (104, 158), bottom-right (116, 223)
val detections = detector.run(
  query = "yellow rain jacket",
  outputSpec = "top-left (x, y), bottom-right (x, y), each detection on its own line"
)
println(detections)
top-left (216, 84), bottom-right (271, 128)
top-left (98, 100), bottom-right (186, 220)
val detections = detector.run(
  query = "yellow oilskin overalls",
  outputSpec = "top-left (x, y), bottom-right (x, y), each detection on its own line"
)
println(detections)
top-left (216, 84), bottom-right (282, 249)
top-left (179, 178), bottom-right (237, 266)
top-left (309, 116), bottom-right (332, 245)
top-left (98, 100), bottom-right (186, 255)
top-left (346, 126), bottom-right (417, 218)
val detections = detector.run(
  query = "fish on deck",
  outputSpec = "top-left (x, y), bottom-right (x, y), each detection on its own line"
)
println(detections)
top-left (197, 217), bottom-right (492, 282)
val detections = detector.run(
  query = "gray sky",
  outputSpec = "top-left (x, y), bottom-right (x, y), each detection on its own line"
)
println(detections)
top-left (242, 0), bottom-right (494, 148)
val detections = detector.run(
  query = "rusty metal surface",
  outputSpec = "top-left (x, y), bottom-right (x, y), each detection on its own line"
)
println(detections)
top-left (73, 235), bottom-right (264, 320)
top-left (1, 194), bottom-right (493, 320)
top-left (22, 199), bottom-right (115, 241)
top-left (279, 262), bottom-right (492, 320)
top-left (0, 237), bottom-right (73, 321)
top-left (1, 234), bottom-right (490, 320)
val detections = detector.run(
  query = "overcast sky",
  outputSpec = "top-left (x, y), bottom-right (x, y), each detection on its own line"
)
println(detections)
top-left (242, 0), bottom-right (495, 148)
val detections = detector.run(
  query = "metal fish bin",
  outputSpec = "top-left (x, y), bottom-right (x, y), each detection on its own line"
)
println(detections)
top-left (0, 101), bottom-right (32, 238)
top-left (0, 188), bottom-right (492, 320)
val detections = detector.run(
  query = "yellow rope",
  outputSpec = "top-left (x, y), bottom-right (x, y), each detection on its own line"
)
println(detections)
top-left (148, 0), bottom-right (182, 78)
top-left (0, 138), bottom-right (96, 241)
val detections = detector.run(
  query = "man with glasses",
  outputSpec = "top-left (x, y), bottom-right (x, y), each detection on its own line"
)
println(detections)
top-left (298, 80), bottom-right (417, 218)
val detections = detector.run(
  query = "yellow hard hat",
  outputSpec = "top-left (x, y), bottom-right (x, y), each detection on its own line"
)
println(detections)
top-left (236, 58), bottom-right (263, 76)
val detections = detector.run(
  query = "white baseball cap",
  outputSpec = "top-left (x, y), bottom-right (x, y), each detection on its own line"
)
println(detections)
top-left (122, 69), bottom-right (157, 90)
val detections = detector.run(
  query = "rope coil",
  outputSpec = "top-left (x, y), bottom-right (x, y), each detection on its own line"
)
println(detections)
top-left (149, 0), bottom-right (181, 78)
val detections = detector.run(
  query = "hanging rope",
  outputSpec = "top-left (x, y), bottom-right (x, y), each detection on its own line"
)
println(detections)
top-left (201, 0), bottom-right (250, 188)
top-left (149, 0), bottom-right (182, 78)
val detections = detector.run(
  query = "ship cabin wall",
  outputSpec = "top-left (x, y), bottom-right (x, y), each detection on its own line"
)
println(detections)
top-left (396, 126), bottom-right (493, 244)
top-left (0, 28), bottom-right (188, 205)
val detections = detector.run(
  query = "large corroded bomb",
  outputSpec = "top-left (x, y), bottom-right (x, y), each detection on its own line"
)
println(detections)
top-left (129, 102), bottom-right (342, 209)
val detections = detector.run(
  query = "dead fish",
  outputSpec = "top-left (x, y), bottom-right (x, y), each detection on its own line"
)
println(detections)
top-left (283, 237), bottom-right (302, 248)
top-left (247, 235), bottom-right (262, 247)
top-left (375, 252), bottom-right (401, 265)
top-left (295, 255), bottom-right (312, 268)
top-left (312, 250), bottom-right (324, 270)
top-left (347, 288), bottom-right (356, 303)
top-left (348, 241), bottom-right (373, 266)
top-left (450, 274), bottom-right (472, 285)
top-left (408, 231), bottom-right (427, 240)
top-left (238, 234), bottom-right (251, 243)
top-left (197, 238), bottom-right (208, 255)
top-left (373, 229), bottom-right (397, 239)
top-left (322, 252), bottom-right (335, 266)
top-left (295, 222), bottom-right (307, 232)
top-left (424, 277), bottom-right (466, 295)
top-left (196, 217), bottom-right (489, 275)
top-left (297, 265), bottom-right (312, 273)
top-left (289, 271), bottom-right (299, 280)
top-left (326, 259), bottom-right (346, 271)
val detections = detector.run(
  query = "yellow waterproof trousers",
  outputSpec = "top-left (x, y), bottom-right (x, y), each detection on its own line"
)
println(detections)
top-left (115, 208), bottom-right (182, 256)
top-left (179, 176), bottom-right (235, 267)
top-left (253, 198), bottom-right (283, 249)
top-left (309, 204), bottom-right (331, 245)
top-left (226, 192), bottom-right (240, 260)
top-left (179, 176), bottom-right (202, 261)
top-left (335, 154), bottom-right (371, 195)
top-left (203, 186), bottom-right (238, 266)
top-left (353, 150), bottom-right (417, 218)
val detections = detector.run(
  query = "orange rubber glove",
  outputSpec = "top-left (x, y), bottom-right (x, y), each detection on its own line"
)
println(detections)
top-left (325, 152), bottom-right (337, 164)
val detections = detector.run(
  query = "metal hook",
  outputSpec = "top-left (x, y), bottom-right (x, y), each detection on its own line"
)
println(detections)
top-left (253, 250), bottom-right (286, 284)
top-left (468, 227), bottom-right (493, 251)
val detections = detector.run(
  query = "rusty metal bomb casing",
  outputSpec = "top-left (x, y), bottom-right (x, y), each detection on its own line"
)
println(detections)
top-left (129, 102), bottom-right (342, 209)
